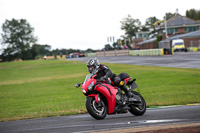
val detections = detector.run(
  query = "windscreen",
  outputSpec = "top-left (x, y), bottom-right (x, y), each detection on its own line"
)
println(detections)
top-left (84, 74), bottom-right (92, 83)
top-left (175, 42), bottom-right (184, 45)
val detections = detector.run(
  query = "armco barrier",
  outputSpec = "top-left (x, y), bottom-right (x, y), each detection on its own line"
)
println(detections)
top-left (187, 47), bottom-right (198, 52)
top-left (86, 49), bottom-right (164, 57)
top-left (129, 49), bottom-right (164, 56)
top-left (96, 50), bottom-right (129, 56)
top-left (86, 53), bottom-right (96, 57)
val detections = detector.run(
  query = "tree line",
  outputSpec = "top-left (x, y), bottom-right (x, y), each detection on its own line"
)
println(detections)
top-left (1, 9), bottom-right (200, 61)
top-left (0, 19), bottom-right (96, 61)
top-left (186, 9), bottom-right (200, 20)
top-left (120, 9), bottom-right (200, 39)
top-left (104, 9), bottom-right (200, 51)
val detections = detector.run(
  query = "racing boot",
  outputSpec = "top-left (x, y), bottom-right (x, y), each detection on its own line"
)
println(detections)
top-left (120, 81), bottom-right (133, 98)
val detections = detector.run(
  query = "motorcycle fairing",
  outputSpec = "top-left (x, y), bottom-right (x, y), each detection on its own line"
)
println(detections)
top-left (123, 77), bottom-right (132, 84)
top-left (130, 81), bottom-right (138, 90)
top-left (123, 77), bottom-right (138, 90)
top-left (82, 78), bottom-right (96, 93)
top-left (87, 94), bottom-right (99, 103)
top-left (94, 83), bottom-right (118, 114)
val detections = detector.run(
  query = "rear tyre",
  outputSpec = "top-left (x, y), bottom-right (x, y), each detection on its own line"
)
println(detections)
top-left (129, 91), bottom-right (146, 116)
top-left (86, 97), bottom-right (107, 120)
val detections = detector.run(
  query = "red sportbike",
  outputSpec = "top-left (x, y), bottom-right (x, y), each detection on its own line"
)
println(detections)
top-left (75, 73), bottom-right (146, 120)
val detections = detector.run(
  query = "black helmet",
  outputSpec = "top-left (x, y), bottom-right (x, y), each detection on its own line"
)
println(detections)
top-left (87, 58), bottom-right (100, 73)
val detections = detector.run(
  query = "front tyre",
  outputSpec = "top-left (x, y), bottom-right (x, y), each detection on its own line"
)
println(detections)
top-left (86, 97), bottom-right (107, 120)
top-left (129, 91), bottom-right (146, 116)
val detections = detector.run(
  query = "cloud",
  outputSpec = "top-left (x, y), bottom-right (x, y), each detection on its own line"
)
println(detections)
top-left (1, 0), bottom-right (200, 50)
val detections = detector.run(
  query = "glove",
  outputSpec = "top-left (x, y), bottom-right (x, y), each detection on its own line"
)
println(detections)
top-left (75, 83), bottom-right (81, 88)
top-left (99, 76), bottom-right (107, 82)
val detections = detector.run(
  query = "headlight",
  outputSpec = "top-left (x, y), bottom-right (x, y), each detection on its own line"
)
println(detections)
top-left (88, 81), bottom-right (94, 91)
top-left (82, 89), bottom-right (86, 94)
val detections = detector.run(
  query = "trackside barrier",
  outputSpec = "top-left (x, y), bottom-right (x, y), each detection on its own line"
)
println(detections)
top-left (129, 49), bottom-right (164, 56)
top-left (86, 53), bottom-right (96, 57)
top-left (187, 47), bottom-right (199, 52)
top-left (85, 49), bottom-right (164, 57)
top-left (96, 50), bottom-right (129, 56)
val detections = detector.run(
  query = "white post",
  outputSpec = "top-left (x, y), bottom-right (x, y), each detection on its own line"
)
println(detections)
top-left (164, 15), bottom-right (168, 39)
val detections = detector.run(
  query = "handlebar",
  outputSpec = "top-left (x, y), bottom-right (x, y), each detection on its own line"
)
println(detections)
top-left (75, 83), bottom-right (82, 88)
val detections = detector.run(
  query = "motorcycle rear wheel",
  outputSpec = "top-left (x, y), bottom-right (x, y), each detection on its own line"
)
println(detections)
top-left (129, 91), bottom-right (146, 116)
top-left (86, 97), bottom-right (107, 120)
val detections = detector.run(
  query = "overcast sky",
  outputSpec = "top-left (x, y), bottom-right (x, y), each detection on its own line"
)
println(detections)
top-left (0, 0), bottom-right (200, 50)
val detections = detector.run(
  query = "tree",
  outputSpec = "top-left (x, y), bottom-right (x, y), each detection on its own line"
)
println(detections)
top-left (120, 15), bottom-right (141, 38)
top-left (1, 19), bottom-right (37, 61)
top-left (164, 13), bottom-right (175, 20)
top-left (104, 44), bottom-right (113, 50)
top-left (85, 48), bottom-right (96, 53)
top-left (112, 42), bottom-right (118, 49)
top-left (140, 25), bottom-right (149, 32)
top-left (186, 9), bottom-right (200, 20)
top-left (144, 16), bottom-right (160, 38)
top-left (145, 16), bottom-right (159, 27)
top-left (31, 44), bottom-right (51, 58)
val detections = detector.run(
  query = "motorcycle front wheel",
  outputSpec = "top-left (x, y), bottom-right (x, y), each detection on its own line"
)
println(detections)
top-left (86, 97), bottom-right (107, 120)
top-left (129, 91), bottom-right (146, 116)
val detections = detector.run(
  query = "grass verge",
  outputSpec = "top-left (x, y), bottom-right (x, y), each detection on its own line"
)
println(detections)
top-left (0, 59), bottom-right (200, 121)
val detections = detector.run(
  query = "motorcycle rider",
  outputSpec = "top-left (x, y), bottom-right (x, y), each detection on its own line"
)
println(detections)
top-left (86, 57), bottom-right (133, 98)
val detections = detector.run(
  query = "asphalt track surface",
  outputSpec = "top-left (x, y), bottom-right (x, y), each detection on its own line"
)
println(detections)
top-left (68, 51), bottom-right (200, 69)
top-left (1, 105), bottom-right (200, 133)
top-left (1, 52), bottom-right (200, 133)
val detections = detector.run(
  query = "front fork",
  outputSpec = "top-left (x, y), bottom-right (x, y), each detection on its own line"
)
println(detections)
top-left (87, 94), bottom-right (100, 104)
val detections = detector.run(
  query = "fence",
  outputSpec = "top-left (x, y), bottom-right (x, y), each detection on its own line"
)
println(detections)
top-left (187, 47), bottom-right (199, 51)
top-left (96, 50), bottom-right (129, 56)
top-left (187, 40), bottom-right (200, 51)
top-left (129, 49), bottom-right (164, 56)
top-left (86, 49), bottom-right (164, 57)
top-left (86, 53), bottom-right (96, 57)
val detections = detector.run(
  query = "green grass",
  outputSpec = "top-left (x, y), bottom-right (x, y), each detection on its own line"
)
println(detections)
top-left (0, 60), bottom-right (200, 121)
